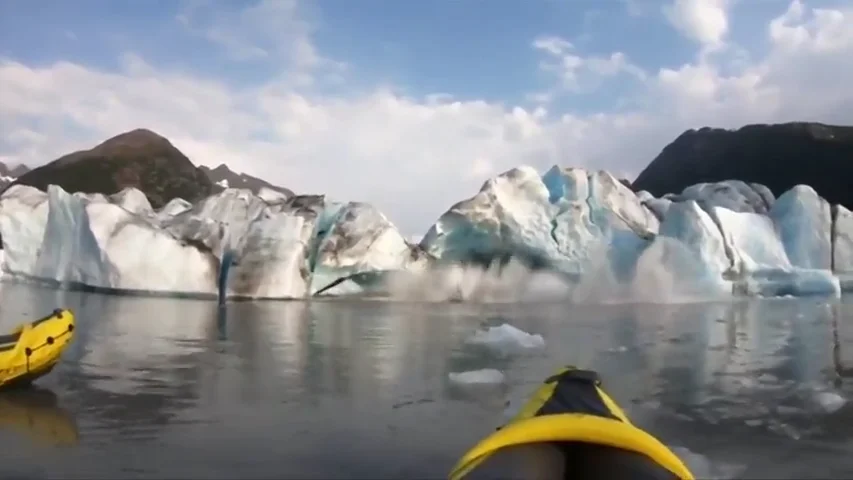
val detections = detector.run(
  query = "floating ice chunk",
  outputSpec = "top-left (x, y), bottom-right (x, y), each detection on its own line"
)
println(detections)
top-left (448, 369), bottom-right (505, 385)
top-left (465, 323), bottom-right (545, 355)
top-left (814, 390), bottom-right (846, 413)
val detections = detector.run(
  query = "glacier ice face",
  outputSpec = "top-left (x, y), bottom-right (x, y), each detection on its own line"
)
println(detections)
top-left (832, 205), bottom-right (853, 289)
top-left (678, 180), bottom-right (774, 214)
top-left (310, 202), bottom-right (431, 295)
top-left (421, 165), bottom-right (658, 284)
top-left (157, 198), bottom-right (193, 221)
top-left (109, 188), bottom-right (153, 217)
top-left (0, 185), bottom-right (50, 275)
top-left (0, 184), bottom-right (426, 300)
top-left (638, 200), bottom-right (732, 298)
top-left (1, 162), bottom-right (852, 302)
top-left (769, 185), bottom-right (832, 271)
top-left (256, 187), bottom-right (289, 204)
top-left (421, 165), bottom-right (846, 300)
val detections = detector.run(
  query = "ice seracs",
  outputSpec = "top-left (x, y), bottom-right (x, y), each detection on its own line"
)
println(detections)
top-left (832, 205), bottom-right (853, 289)
top-left (0, 184), bottom-right (426, 300)
top-left (310, 202), bottom-right (431, 295)
top-left (2, 163), bottom-right (853, 301)
top-left (422, 165), bottom-right (848, 299)
top-left (420, 165), bottom-right (658, 283)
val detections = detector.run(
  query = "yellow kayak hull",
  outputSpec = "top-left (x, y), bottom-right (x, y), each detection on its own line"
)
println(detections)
top-left (449, 366), bottom-right (695, 480)
top-left (0, 309), bottom-right (75, 390)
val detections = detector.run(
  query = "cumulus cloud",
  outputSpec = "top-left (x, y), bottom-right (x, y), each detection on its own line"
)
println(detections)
top-left (531, 35), bottom-right (646, 98)
top-left (0, 0), bottom-right (852, 235)
top-left (663, 0), bottom-right (730, 48)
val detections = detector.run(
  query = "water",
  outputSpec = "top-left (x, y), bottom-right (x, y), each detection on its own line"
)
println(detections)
top-left (0, 281), bottom-right (852, 479)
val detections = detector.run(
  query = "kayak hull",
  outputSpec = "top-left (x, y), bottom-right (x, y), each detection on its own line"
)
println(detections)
top-left (0, 309), bottom-right (75, 390)
top-left (449, 366), bottom-right (695, 480)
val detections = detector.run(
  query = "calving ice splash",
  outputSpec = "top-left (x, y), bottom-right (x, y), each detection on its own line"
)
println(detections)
top-left (1, 164), bottom-right (853, 302)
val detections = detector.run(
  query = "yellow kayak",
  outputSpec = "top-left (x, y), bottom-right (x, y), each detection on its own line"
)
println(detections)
top-left (0, 309), bottom-right (75, 390)
top-left (0, 387), bottom-right (79, 446)
top-left (449, 366), bottom-right (695, 480)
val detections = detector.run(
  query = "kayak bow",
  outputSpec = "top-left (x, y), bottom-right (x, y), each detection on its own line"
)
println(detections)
top-left (449, 366), bottom-right (695, 480)
top-left (0, 309), bottom-right (75, 390)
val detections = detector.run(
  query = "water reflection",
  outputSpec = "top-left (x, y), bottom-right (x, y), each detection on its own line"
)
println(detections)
top-left (0, 281), bottom-right (849, 478)
top-left (0, 388), bottom-right (78, 447)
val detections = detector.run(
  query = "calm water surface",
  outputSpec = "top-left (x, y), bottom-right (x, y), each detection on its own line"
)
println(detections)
top-left (0, 281), bottom-right (852, 479)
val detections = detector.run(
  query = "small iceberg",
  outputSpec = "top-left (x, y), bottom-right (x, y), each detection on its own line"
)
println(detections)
top-left (464, 323), bottom-right (545, 356)
top-left (448, 369), bottom-right (506, 386)
top-left (813, 390), bottom-right (846, 413)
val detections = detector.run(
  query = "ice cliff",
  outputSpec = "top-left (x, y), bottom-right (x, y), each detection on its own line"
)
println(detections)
top-left (419, 166), bottom-right (853, 299)
top-left (0, 184), bottom-right (430, 299)
top-left (1, 164), bottom-right (853, 301)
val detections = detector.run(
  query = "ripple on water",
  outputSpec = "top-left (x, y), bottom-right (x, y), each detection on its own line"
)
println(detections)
top-left (0, 283), bottom-right (851, 478)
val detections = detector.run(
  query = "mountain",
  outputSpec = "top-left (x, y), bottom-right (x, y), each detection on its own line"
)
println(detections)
top-left (0, 162), bottom-right (30, 178)
top-left (200, 164), bottom-right (294, 197)
top-left (0, 162), bottom-right (30, 190)
top-left (632, 122), bottom-right (853, 209)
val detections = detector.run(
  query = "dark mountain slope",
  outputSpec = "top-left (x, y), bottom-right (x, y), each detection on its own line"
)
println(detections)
top-left (632, 122), bottom-right (853, 209)
top-left (6, 129), bottom-right (216, 208)
top-left (200, 164), bottom-right (294, 197)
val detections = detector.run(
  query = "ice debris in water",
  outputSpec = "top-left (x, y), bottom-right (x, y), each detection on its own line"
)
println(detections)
top-left (448, 369), bottom-right (506, 385)
top-left (670, 446), bottom-right (745, 480)
top-left (814, 390), bottom-right (846, 413)
top-left (464, 323), bottom-right (545, 355)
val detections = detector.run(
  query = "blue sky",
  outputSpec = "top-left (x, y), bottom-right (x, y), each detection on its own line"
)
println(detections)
top-left (0, 0), bottom-right (775, 103)
top-left (1, 0), bottom-right (852, 233)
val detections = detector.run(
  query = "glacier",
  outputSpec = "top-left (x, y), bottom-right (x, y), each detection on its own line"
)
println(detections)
top-left (1, 164), bottom-right (852, 302)
top-left (0, 184), bottom-right (429, 300)
top-left (419, 166), bottom-right (849, 300)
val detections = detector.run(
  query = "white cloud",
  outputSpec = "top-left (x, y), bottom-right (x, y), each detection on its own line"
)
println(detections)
top-left (176, 0), bottom-right (344, 85)
top-left (663, 0), bottom-right (731, 48)
top-left (531, 35), bottom-right (646, 99)
top-left (1, 0), bottom-right (852, 235)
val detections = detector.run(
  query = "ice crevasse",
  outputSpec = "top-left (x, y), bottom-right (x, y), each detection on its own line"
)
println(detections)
top-left (1, 164), bottom-right (853, 300)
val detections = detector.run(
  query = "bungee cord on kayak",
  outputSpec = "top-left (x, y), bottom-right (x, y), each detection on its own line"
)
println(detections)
top-left (0, 308), bottom-right (75, 390)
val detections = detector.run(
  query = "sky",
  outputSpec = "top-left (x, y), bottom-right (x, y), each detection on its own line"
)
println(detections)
top-left (1, 0), bottom-right (852, 235)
